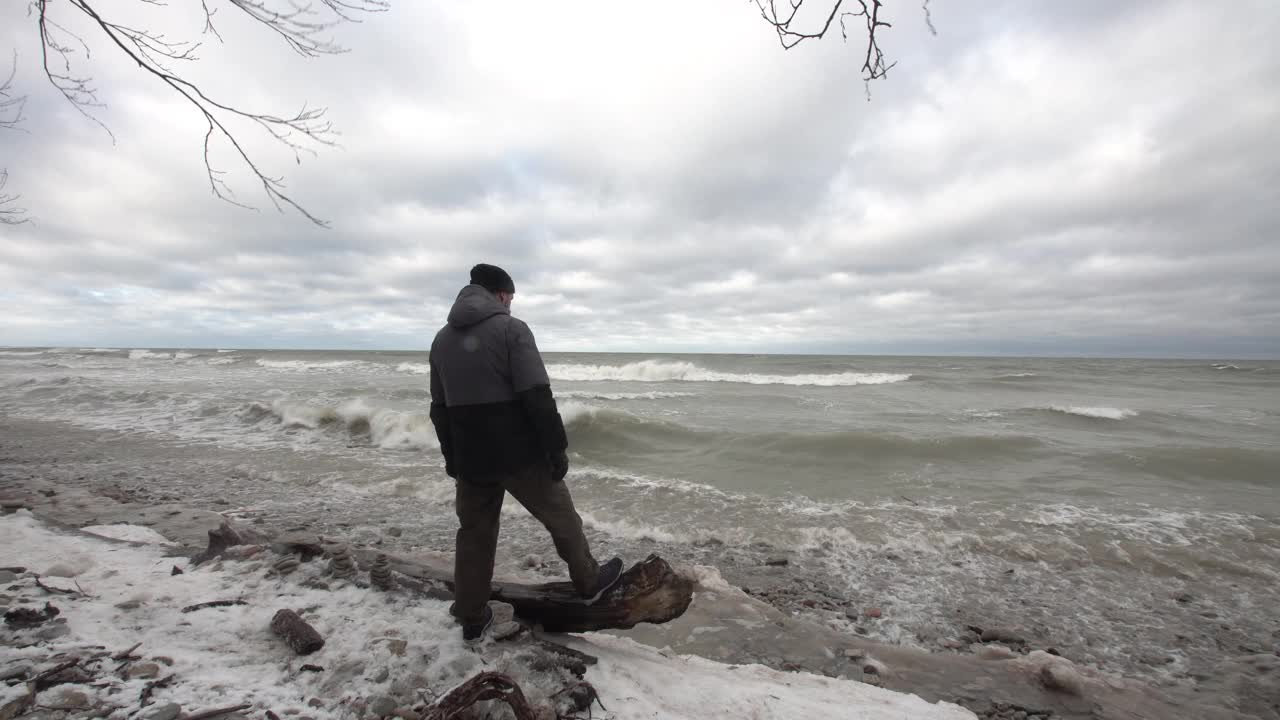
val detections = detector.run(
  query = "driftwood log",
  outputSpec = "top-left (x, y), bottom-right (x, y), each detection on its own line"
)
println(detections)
top-left (270, 609), bottom-right (325, 655)
top-left (222, 520), bottom-right (694, 632)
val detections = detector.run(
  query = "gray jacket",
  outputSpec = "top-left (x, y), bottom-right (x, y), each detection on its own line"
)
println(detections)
top-left (429, 285), bottom-right (567, 480)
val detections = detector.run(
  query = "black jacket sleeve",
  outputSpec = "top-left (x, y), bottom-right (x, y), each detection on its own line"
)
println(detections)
top-left (428, 356), bottom-right (456, 475)
top-left (517, 384), bottom-right (568, 458)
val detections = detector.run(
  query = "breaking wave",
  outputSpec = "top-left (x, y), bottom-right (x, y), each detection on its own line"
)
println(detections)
top-left (1046, 405), bottom-right (1138, 420)
top-left (546, 359), bottom-right (910, 386)
top-left (238, 397), bottom-right (437, 450)
top-left (255, 359), bottom-right (364, 371)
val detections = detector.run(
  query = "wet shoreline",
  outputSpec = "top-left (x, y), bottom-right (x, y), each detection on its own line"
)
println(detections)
top-left (4, 417), bottom-right (1278, 718)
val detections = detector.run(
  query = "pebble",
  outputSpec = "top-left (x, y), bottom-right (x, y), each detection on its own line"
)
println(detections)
top-left (386, 527), bottom-right (402, 538)
top-left (36, 623), bottom-right (71, 640)
top-left (977, 644), bottom-right (1018, 661)
top-left (492, 621), bottom-right (523, 641)
top-left (0, 663), bottom-right (32, 681)
top-left (128, 662), bottom-right (162, 679)
top-left (115, 599), bottom-right (143, 611)
top-left (48, 689), bottom-right (89, 709)
top-left (43, 564), bottom-right (81, 579)
top-left (370, 555), bottom-right (393, 591)
top-left (764, 557), bottom-right (789, 567)
top-left (864, 608), bottom-right (882, 619)
top-left (308, 698), bottom-right (324, 708)
top-left (0, 571), bottom-right (17, 583)
top-left (368, 696), bottom-right (397, 718)
top-left (273, 555), bottom-right (301, 576)
top-left (980, 627), bottom-right (1025, 644)
top-left (327, 546), bottom-right (357, 581)
top-left (370, 667), bottom-right (390, 684)
top-left (143, 702), bottom-right (183, 720)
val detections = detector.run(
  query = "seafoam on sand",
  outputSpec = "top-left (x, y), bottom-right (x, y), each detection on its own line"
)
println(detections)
top-left (0, 511), bottom-right (974, 720)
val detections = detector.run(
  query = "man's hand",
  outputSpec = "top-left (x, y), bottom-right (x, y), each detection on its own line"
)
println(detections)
top-left (549, 450), bottom-right (569, 483)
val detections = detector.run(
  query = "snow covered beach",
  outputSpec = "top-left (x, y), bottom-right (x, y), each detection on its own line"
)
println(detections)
top-left (1, 507), bottom-right (975, 720)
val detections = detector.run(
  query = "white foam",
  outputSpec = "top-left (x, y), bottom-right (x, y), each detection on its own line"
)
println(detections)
top-left (560, 390), bottom-right (698, 400)
top-left (255, 359), bottom-right (362, 371)
top-left (547, 360), bottom-right (910, 386)
top-left (77, 348), bottom-right (118, 353)
top-left (80, 524), bottom-right (174, 545)
top-left (1048, 405), bottom-right (1137, 420)
top-left (0, 350), bottom-right (46, 356)
top-left (0, 511), bottom-right (975, 720)
top-left (128, 349), bottom-right (172, 360)
top-left (207, 356), bottom-right (238, 365)
top-left (395, 362), bottom-right (431, 375)
top-left (579, 510), bottom-right (688, 543)
top-left (173, 352), bottom-right (196, 360)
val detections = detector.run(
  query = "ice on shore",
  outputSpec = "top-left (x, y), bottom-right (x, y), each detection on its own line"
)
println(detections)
top-left (0, 510), bottom-right (973, 719)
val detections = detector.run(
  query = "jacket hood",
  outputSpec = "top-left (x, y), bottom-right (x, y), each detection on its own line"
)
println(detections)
top-left (447, 284), bottom-right (510, 328)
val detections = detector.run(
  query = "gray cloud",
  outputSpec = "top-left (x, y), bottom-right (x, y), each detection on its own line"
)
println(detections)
top-left (1, 0), bottom-right (1277, 357)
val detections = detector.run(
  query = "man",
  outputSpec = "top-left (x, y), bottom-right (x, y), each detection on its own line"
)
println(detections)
top-left (429, 263), bottom-right (623, 642)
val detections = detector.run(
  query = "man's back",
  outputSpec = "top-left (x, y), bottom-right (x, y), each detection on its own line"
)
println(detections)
top-left (429, 284), bottom-right (561, 481)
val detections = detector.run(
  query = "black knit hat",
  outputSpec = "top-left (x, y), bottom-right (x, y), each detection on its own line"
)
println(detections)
top-left (470, 263), bottom-right (515, 294)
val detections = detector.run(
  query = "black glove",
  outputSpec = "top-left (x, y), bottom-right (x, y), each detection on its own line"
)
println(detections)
top-left (549, 451), bottom-right (569, 483)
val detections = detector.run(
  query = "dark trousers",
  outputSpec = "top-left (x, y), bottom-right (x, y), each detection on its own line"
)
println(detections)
top-left (452, 462), bottom-right (600, 625)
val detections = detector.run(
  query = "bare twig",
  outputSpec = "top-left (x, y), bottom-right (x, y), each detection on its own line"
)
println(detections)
top-left (754, 0), bottom-right (896, 82)
top-left (181, 599), bottom-right (247, 613)
top-left (112, 642), bottom-right (143, 661)
top-left (34, 575), bottom-right (84, 596)
top-left (182, 703), bottom-right (253, 720)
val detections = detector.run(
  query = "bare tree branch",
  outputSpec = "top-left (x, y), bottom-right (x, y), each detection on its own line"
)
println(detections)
top-left (755, 0), bottom-right (935, 87)
top-left (26, 0), bottom-right (388, 226)
top-left (2, 53), bottom-right (30, 225)
top-left (0, 169), bottom-right (28, 225)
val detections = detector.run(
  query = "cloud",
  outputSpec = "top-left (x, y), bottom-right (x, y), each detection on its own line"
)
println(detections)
top-left (0, 0), bottom-right (1277, 356)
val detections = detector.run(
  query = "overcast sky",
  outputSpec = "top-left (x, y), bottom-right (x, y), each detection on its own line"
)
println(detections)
top-left (1, 1), bottom-right (1277, 357)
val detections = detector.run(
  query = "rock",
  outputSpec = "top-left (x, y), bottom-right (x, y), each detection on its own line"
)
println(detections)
top-left (43, 564), bottom-right (83, 578)
top-left (367, 696), bottom-right (397, 718)
top-left (370, 667), bottom-right (390, 683)
top-left (327, 545), bottom-right (357, 581)
top-left (0, 571), bottom-right (17, 583)
top-left (48, 688), bottom-right (89, 709)
top-left (764, 557), bottom-right (789, 567)
top-left (862, 659), bottom-right (887, 676)
top-left (940, 639), bottom-right (967, 650)
top-left (0, 663), bottom-right (32, 682)
top-left (386, 527), bottom-right (402, 538)
top-left (128, 662), bottom-right (162, 679)
top-left (489, 601), bottom-right (515, 624)
top-left (375, 638), bottom-right (408, 657)
top-left (980, 627), bottom-right (1025, 644)
top-left (843, 648), bottom-right (865, 660)
top-left (115, 599), bottom-right (143, 611)
top-left (370, 555), bottom-right (394, 591)
top-left (978, 644), bottom-right (1018, 661)
top-left (1175, 592), bottom-right (1194, 603)
top-left (492, 621), bottom-right (523, 641)
top-left (864, 607), bottom-right (883, 619)
top-left (522, 554), bottom-right (542, 568)
top-left (36, 623), bottom-right (71, 640)
top-left (273, 555), bottom-right (301, 576)
top-left (308, 699), bottom-right (324, 709)
top-left (1040, 662), bottom-right (1084, 694)
top-left (170, 566), bottom-right (183, 576)
top-left (0, 694), bottom-right (28, 720)
top-left (143, 702), bottom-right (183, 720)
